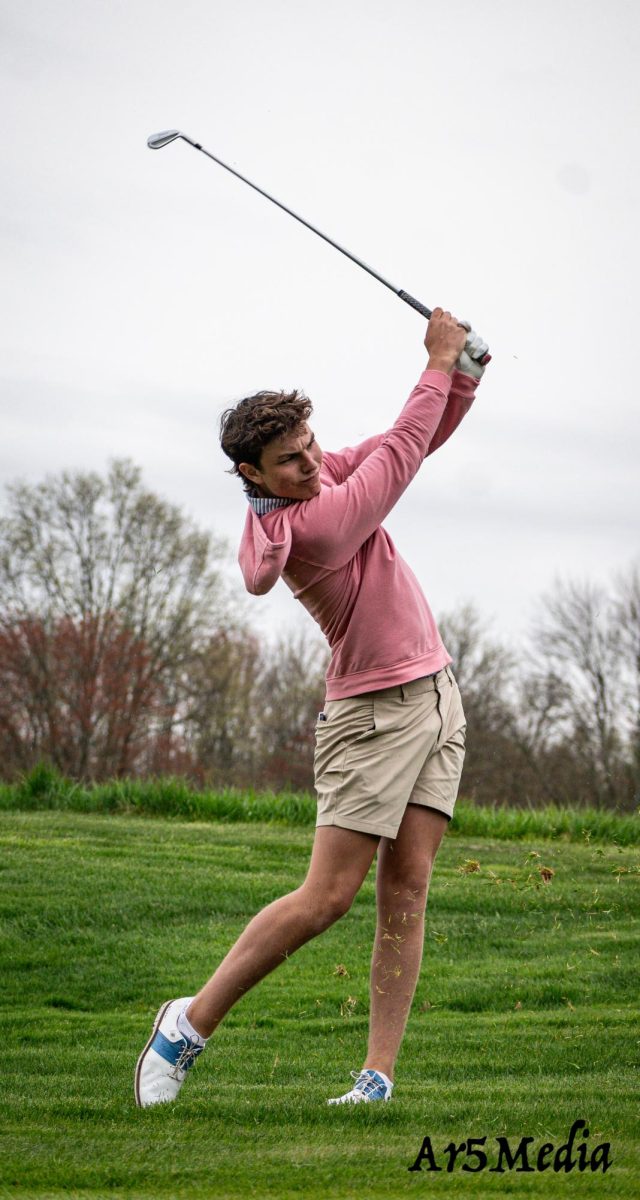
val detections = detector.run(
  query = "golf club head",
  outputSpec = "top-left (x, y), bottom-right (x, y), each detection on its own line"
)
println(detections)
top-left (147, 130), bottom-right (183, 150)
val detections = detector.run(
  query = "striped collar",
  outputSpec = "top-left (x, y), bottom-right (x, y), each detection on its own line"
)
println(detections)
top-left (247, 492), bottom-right (297, 515)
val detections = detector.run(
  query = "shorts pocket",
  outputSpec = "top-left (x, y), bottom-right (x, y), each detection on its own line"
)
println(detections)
top-left (445, 725), bottom-right (467, 767)
top-left (314, 697), bottom-right (376, 777)
top-left (319, 696), bottom-right (375, 733)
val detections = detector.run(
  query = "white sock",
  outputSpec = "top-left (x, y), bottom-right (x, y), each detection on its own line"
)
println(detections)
top-left (177, 1003), bottom-right (207, 1045)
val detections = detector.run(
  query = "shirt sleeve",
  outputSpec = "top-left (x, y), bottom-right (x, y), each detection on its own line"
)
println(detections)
top-left (321, 434), bottom-right (387, 484)
top-left (290, 369), bottom-right (453, 569)
top-left (426, 368), bottom-right (477, 457)
top-left (323, 367), bottom-right (478, 484)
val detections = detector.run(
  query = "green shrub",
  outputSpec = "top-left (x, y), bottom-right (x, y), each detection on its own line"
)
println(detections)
top-left (0, 765), bottom-right (637, 845)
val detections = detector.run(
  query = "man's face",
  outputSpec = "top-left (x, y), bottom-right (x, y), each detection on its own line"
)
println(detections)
top-left (240, 423), bottom-right (323, 500)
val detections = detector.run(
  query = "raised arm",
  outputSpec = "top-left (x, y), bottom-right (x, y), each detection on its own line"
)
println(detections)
top-left (321, 433), bottom-right (387, 484)
top-left (322, 311), bottom-right (483, 480)
top-left (426, 319), bottom-right (488, 454)
top-left (291, 310), bottom-right (469, 567)
top-left (426, 368), bottom-right (477, 456)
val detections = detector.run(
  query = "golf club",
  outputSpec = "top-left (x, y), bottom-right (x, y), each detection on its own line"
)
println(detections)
top-left (147, 129), bottom-right (490, 361)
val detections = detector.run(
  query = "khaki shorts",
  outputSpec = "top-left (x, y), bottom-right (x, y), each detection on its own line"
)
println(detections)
top-left (314, 666), bottom-right (466, 839)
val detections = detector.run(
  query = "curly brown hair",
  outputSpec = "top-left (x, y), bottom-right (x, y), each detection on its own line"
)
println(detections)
top-left (219, 389), bottom-right (313, 491)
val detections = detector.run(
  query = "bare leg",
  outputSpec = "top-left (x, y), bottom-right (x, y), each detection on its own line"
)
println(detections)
top-left (363, 805), bottom-right (448, 1080)
top-left (187, 825), bottom-right (379, 1038)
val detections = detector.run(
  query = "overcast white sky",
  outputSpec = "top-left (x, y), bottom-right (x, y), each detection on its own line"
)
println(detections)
top-left (2, 0), bottom-right (639, 653)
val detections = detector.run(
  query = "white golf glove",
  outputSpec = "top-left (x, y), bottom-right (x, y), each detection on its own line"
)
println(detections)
top-left (455, 321), bottom-right (490, 380)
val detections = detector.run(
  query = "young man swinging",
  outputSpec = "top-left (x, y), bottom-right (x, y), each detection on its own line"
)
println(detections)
top-left (135, 308), bottom-right (489, 1107)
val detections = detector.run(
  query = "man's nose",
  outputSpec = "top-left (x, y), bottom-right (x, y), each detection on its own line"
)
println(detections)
top-left (301, 451), bottom-right (316, 472)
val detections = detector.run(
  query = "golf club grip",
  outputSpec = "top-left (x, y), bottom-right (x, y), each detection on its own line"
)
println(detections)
top-left (400, 288), bottom-right (492, 365)
top-left (398, 290), bottom-right (432, 320)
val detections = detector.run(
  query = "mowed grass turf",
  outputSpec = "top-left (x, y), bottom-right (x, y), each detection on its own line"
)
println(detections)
top-left (0, 810), bottom-right (638, 1199)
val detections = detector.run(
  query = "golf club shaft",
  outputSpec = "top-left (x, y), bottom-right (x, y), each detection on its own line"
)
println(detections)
top-left (151, 131), bottom-right (432, 320)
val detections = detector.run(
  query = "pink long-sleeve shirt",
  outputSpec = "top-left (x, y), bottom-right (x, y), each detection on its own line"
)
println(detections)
top-left (238, 366), bottom-right (479, 700)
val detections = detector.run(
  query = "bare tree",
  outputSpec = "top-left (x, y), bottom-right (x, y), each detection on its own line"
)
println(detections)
top-left (0, 459), bottom-right (234, 780)
top-left (612, 559), bottom-right (640, 803)
top-left (0, 611), bottom-right (179, 778)
top-left (523, 576), bottom-right (629, 807)
top-left (438, 603), bottom-right (522, 805)
top-left (253, 630), bottom-right (330, 792)
top-left (184, 626), bottom-right (265, 787)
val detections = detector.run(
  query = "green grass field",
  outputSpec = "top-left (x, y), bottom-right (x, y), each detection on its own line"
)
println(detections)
top-left (1, 806), bottom-right (638, 1199)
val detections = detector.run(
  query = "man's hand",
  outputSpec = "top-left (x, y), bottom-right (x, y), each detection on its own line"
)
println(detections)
top-left (424, 308), bottom-right (469, 376)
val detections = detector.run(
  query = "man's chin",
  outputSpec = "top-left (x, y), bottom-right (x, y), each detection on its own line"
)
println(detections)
top-left (283, 478), bottom-right (320, 499)
top-left (272, 477), bottom-right (321, 500)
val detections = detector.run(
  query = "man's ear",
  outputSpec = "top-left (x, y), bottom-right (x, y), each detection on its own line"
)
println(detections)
top-left (239, 462), bottom-right (262, 486)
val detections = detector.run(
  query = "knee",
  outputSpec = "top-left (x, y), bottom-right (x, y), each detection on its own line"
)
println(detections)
top-left (299, 883), bottom-right (356, 932)
top-left (378, 873), bottom-right (431, 914)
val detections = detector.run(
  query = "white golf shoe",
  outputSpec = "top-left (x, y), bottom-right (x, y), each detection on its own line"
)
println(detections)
top-left (327, 1068), bottom-right (393, 1105)
top-left (135, 997), bottom-right (205, 1108)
